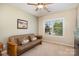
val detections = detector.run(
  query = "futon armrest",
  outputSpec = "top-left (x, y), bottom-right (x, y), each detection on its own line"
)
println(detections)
top-left (8, 42), bottom-right (17, 46)
top-left (35, 35), bottom-right (42, 39)
top-left (7, 42), bottom-right (17, 56)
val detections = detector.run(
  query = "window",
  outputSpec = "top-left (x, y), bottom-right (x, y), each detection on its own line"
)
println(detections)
top-left (45, 18), bottom-right (63, 36)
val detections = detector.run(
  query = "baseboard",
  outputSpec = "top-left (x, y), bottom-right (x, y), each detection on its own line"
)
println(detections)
top-left (43, 40), bottom-right (74, 48)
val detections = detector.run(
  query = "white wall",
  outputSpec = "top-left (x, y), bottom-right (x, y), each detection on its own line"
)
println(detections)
top-left (0, 4), bottom-right (37, 44)
top-left (77, 6), bottom-right (79, 28)
top-left (38, 9), bottom-right (76, 47)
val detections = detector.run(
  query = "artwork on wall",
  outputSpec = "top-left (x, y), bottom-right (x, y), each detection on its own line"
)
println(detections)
top-left (17, 19), bottom-right (28, 29)
top-left (45, 18), bottom-right (64, 36)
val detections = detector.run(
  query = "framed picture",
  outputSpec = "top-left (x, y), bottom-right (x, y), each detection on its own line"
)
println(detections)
top-left (17, 19), bottom-right (28, 29)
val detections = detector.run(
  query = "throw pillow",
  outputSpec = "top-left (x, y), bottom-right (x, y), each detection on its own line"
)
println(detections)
top-left (22, 39), bottom-right (29, 45)
top-left (31, 37), bottom-right (37, 41)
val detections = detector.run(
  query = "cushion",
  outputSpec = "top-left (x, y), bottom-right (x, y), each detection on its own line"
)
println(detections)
top-left (21, 39), bottom-right (29, 45)
top-left (16, 37), bottom-right (29, 45)
top-left (31, 37), bottom-right (37, 41)
top-left (29, 34), bottom-right (37, 41)
top-left (16, 38), bottom-right (22, 45)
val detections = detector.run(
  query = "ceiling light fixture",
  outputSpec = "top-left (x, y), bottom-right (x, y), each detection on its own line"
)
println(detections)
top-left (37, 4), bottom-right (43, 9)
top-left (27, 3), bottom-right (52, 12)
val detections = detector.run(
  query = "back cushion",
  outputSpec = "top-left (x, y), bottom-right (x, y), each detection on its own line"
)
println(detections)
top-left (8, 34), bottom-right (35, 45)
top-left (16, 35), bottom-right (30, 45)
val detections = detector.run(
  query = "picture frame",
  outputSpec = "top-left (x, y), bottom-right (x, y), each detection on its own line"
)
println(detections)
top-left (17, 19), bottom-right (28, 29)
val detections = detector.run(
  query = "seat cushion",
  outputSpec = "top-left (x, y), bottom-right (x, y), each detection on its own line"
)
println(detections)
top-left (17, 39), bottom-right (41, 53)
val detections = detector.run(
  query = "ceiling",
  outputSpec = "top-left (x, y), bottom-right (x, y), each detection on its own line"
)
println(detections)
top-left (7, 3), bottom-right (78, 17)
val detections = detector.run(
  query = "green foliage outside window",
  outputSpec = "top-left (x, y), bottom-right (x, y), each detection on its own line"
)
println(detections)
top-left (53, 21), bottom-right (63, 36)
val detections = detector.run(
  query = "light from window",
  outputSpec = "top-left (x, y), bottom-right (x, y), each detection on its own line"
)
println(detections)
top-left (45, 18), bottom-right (63, 36)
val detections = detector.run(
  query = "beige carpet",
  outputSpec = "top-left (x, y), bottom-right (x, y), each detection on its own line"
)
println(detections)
top-left (21, 42), bottom-right (74, 56)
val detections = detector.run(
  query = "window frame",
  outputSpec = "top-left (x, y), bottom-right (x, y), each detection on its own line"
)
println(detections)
top-left (44, 17), bottom-right (64, 37)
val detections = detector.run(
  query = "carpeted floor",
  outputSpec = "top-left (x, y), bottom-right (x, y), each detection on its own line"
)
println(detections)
top-left (21, 42), bottom-right (74, 56)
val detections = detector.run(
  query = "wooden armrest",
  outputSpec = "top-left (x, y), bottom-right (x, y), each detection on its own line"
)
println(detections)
top-left (7, 42), bottom-right (17, 56)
